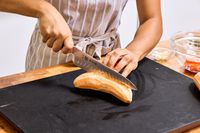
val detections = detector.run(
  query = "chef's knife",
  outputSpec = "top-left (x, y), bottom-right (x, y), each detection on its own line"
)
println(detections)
top-left (71, 47), bottom-right (137, 90)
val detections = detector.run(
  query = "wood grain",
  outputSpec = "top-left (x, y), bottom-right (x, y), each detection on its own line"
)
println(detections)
top-left (194, 72), bottom-right (200, 90)
top-left (0, 41), bottom-right (199, 133)
top-left (0, 63), bottom-right (80, 89)
top-left (0, 116), bottom-right (18, 133)
top-left (186, 128), bottom-right (200, 133)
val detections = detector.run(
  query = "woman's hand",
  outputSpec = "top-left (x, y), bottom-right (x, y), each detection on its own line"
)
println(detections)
top-left (0, 0), bottom-right (74, 54)
top-left (38, 4), bottom-right (73, 54)
top-left (102, 48), bottom-right (139, 77)
top-left (102, 0), bottom-right (163, 77)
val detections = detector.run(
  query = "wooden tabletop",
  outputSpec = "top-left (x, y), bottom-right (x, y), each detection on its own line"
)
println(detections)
top-left (0, 40), bottom-right (199, 133)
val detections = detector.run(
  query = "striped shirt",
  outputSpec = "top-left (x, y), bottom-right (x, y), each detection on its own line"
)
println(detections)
top-left (25, 0), bottom-right (128, 71)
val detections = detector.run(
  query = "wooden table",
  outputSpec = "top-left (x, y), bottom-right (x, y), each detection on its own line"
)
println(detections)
top-left (0, 41), bottom-right (199, 133)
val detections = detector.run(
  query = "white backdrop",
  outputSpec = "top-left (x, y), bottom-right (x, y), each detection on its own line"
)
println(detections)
top-left (0, 0), bottom-right (200, 77)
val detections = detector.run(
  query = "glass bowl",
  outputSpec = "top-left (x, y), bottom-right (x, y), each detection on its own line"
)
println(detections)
top-left (170, 30), bottom-right (200, 73)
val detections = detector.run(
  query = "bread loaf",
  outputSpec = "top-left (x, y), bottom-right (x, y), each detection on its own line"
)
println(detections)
top-left (73, 72), bottom-right (133, 103)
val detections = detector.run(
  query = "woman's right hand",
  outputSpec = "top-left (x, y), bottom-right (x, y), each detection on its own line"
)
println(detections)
top-left (38, 3), bottom-right (73, 54)
top-left (0, 0), bottom-right (73, 53)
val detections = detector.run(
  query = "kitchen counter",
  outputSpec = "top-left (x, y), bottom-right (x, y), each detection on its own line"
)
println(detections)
top-left (0, 40), bottom-right (199, 133)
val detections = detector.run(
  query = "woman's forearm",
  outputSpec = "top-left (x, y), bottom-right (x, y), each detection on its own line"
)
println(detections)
top-left (0, 0), bottom-right (53, 18)
top-left (126, 0), bottom-right (163, 61)
top-left (126, 17), bottom-right (163, 61)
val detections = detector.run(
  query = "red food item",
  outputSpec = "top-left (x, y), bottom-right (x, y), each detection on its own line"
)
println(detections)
top-left (184, 59), bottom-right (200, 72)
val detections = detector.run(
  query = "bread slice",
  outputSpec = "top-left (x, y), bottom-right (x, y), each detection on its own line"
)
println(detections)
top-left (73, 72), bottom-right (133, 103)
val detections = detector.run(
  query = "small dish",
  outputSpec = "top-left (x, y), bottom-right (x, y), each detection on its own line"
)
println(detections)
top-left (148, 47), bottom-right (174, 61)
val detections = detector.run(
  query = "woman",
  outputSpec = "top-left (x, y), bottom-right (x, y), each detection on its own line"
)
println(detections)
top-left (0, 0), bottom-right (162, 77)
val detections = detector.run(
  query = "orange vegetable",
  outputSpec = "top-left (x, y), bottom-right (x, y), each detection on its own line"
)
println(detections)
top-left (184, 59), bottom-right (200, 72)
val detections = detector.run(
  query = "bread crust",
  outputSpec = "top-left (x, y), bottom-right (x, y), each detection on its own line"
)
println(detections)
top-left (73, 72), bottom-right (133, 103)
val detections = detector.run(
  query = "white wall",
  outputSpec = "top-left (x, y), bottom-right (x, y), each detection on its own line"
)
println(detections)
top-left (0, 13), bottom-right (37, 77)
top-left (161, 0), bottom-right (200, 39)
top-left (0, 0), bottom-right (200, 77)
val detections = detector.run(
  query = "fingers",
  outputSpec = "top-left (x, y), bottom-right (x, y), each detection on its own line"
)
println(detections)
top-left (121, 62), bottom-right (138, 77)
top-left (39, 22), bottom-right (73, 54)
top-left (102, 48), bottom-right (127, 68)
top-left (114, 55), bottom-right (131, 72)
top-left (42, 33), bottom-right (50, 43)
top-left (107, 49), bottom-right (127, 68)
top-left (102, 52), bottom-right (112, 66)
top-left (62, 36), bottom-right (74, 54)
top-left (43, 32), bottom-right (74, 53)
top-left (52, 38), bottom-right (64, 52)
top-left (38, 10), bottom-right (75, 54)
top-left (43, 29), bottom-right (58, 48)
top-left (41, 28), bottom-right (52, 43)
top-left (46, 37), bottom-right (56, 48)
top-left (102, 48), bottom-right (139, 77)
top-left (114, 54), bottom-right (137, 77)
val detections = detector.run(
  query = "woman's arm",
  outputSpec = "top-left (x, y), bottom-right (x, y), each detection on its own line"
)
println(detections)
top-left (103, 0), bottom-right (162, 77)
top-left (0, 0), bottom-right (47, 18)
top-left (127, 0), bottom-right (163, 60)
top-left (0, 0), bottom-right (73, 53)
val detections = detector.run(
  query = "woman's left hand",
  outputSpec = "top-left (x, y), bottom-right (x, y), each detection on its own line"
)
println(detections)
top-left (102, 48), bottom-right (139, 77)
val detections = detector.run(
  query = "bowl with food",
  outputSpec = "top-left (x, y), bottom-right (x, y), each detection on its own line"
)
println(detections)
top-left (148, 47), bottom-right (174, 62)
top-left (170, 30), bottom-right (200, 73)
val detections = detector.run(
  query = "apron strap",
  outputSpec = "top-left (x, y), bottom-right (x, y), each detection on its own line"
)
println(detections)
top-left (73, 30), bottom-right (119, 59)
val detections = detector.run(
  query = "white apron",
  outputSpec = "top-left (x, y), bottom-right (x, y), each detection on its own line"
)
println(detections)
top-left (25, 0), bottom-right (128, 71)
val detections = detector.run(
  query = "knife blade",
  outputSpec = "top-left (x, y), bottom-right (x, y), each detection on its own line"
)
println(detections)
top-left (71, 47), bottom-right (137, 90)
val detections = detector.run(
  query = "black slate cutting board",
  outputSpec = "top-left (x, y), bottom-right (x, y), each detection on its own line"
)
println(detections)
top-left (0, 58), bottom-right (200, 133)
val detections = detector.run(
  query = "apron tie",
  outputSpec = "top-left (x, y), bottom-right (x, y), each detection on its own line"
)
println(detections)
top-left (73, 30), bottom-right (119, 60)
